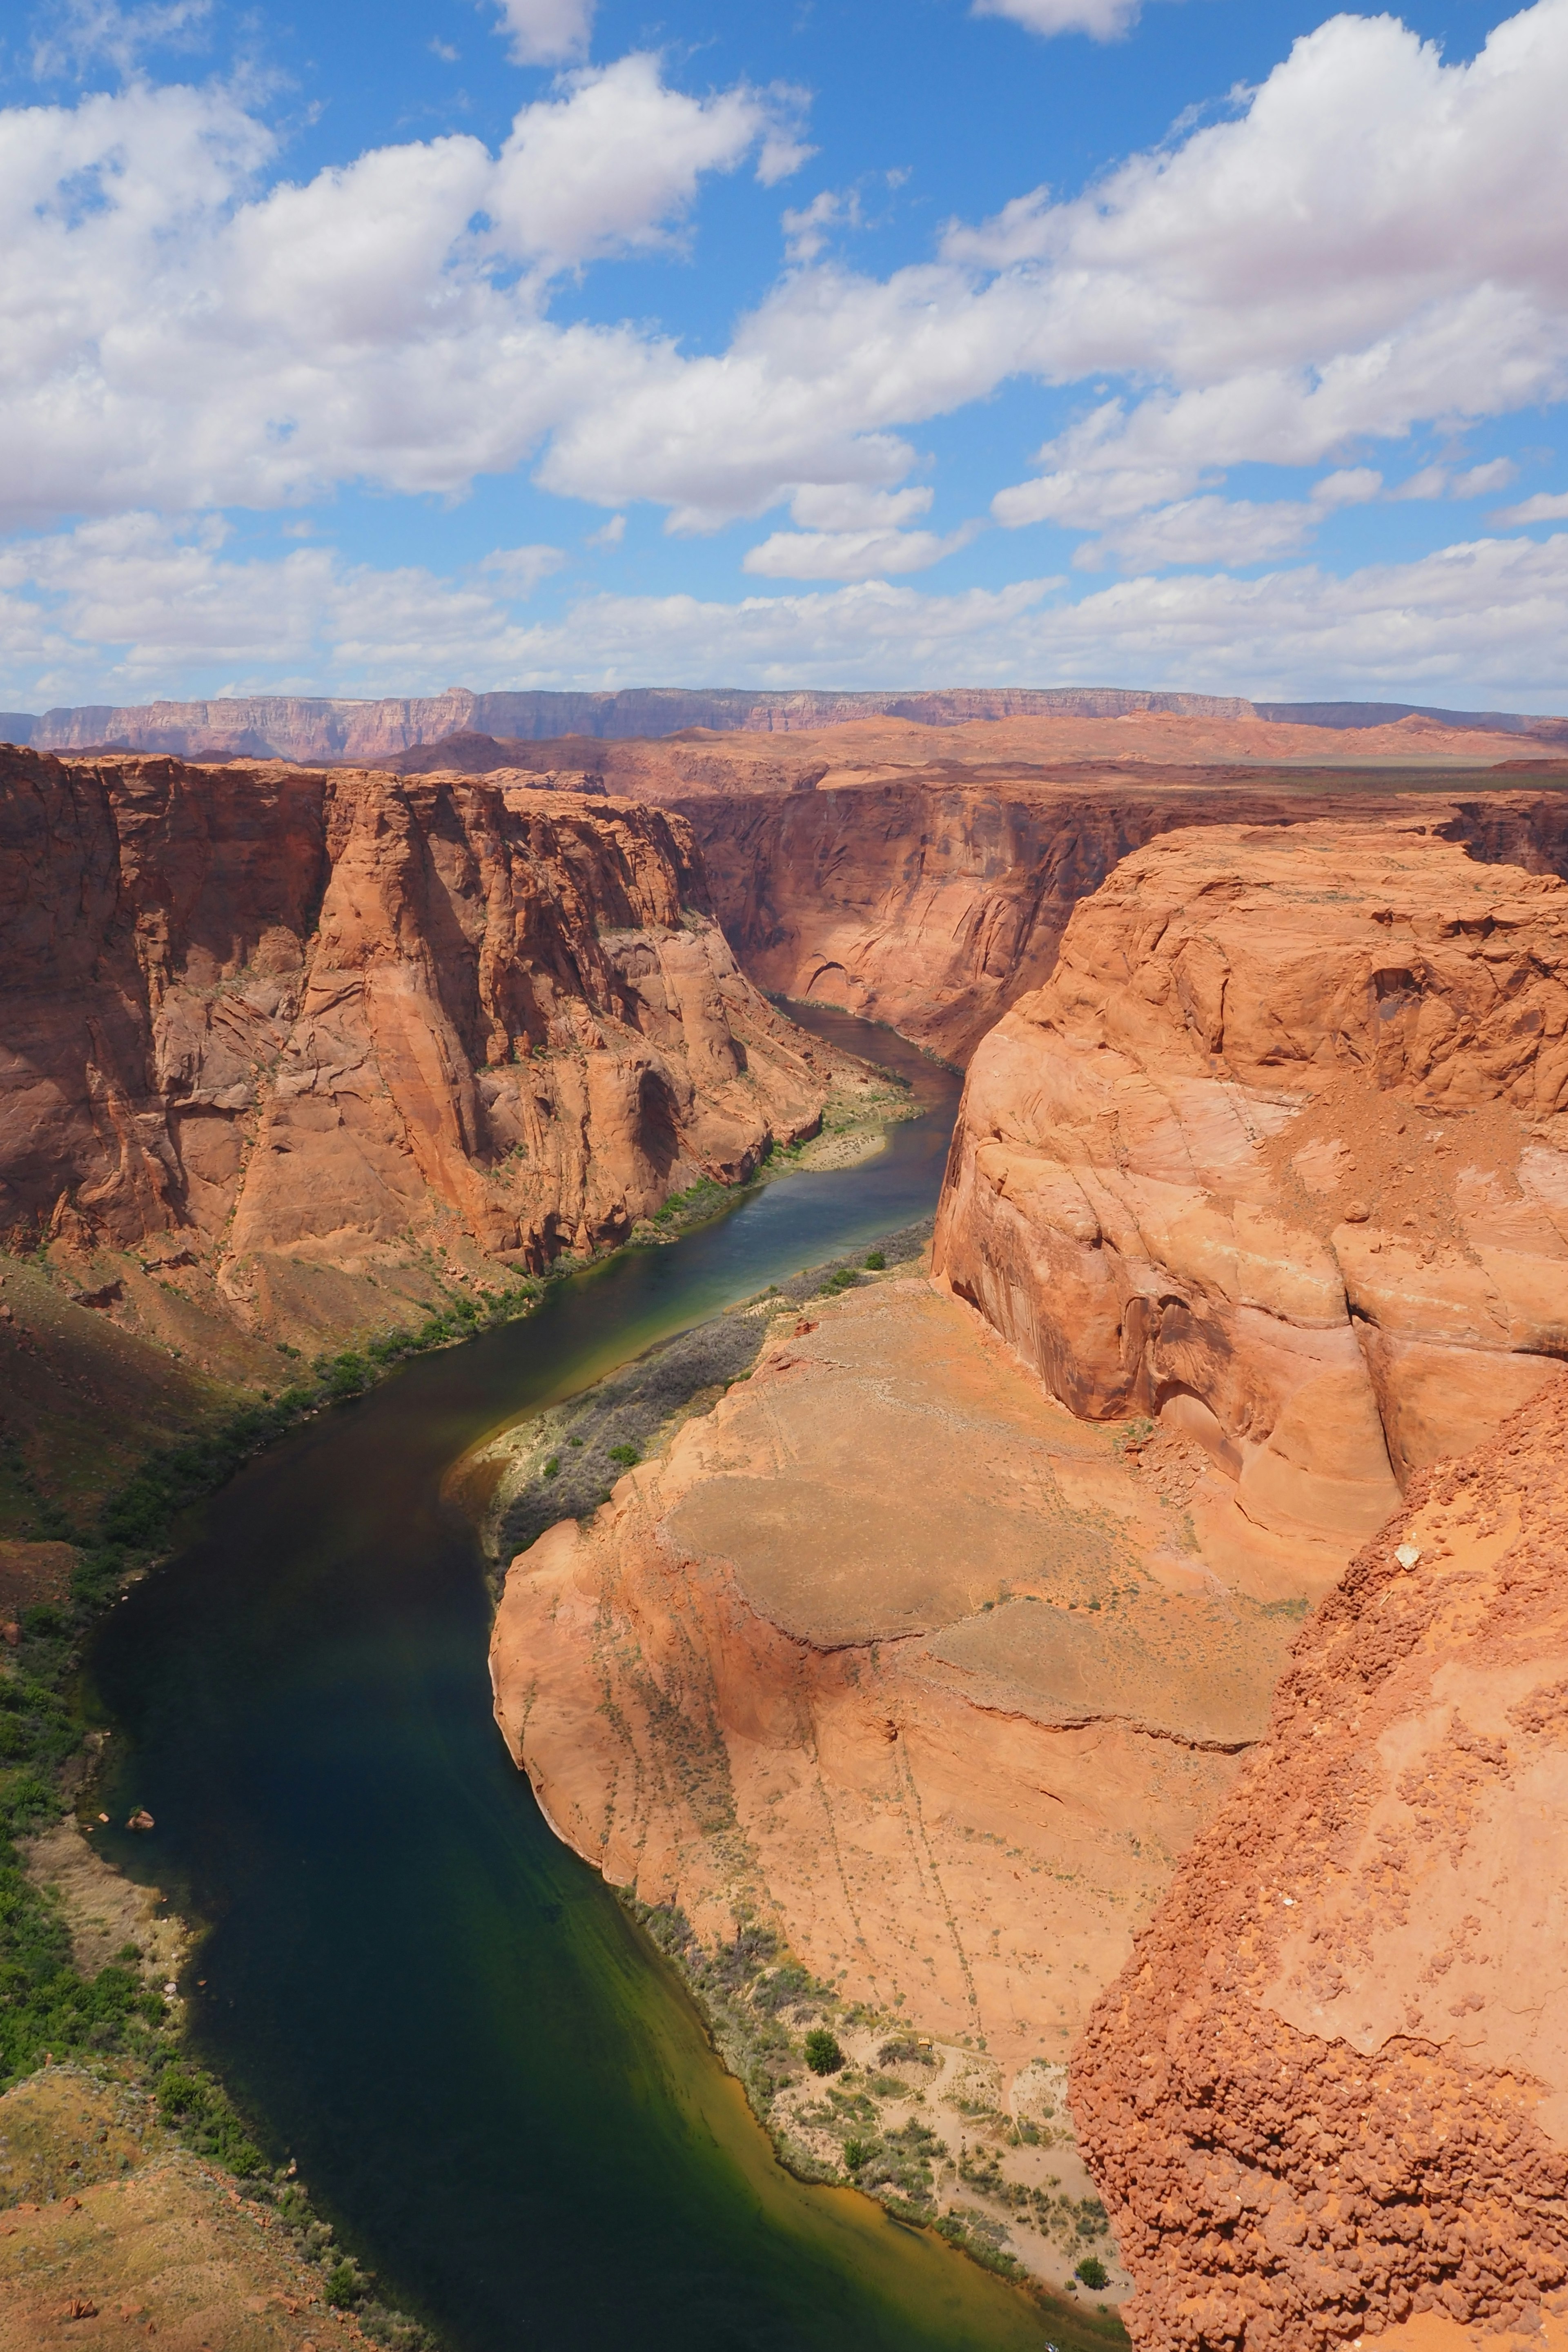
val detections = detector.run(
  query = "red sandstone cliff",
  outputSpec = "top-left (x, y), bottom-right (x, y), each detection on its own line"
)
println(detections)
top-left (933, 821), bottom-right (1568, 1592)
top-left (0, 748), bottom-right (853, 1348)
top-left (676, 782), bottom-right (1568, 1064)
top-left (1072, 1370), bottom-right (1568, 2348)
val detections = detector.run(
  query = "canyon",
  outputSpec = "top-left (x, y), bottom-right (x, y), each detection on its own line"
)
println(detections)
top-left (9, 700), bottom-right (1568, 2337)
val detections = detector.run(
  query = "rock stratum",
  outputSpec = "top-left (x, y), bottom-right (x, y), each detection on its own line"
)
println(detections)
top-left (935, 820), bottom-right (1568, 1586)
top-left (1073, 1371), bottom-right (1568, 2348)
top-left (0, 746), bottom-right (858, 1354)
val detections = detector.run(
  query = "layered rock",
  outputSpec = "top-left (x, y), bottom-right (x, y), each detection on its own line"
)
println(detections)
top-left (935, 821), bottom-right (1568, 1588)
top-left (1072, 1370), bottom-right (1568, 2348)
top-left (0, 748), bottom-right (851, 1347)
top-left (491, 1279), bottom-right (1314, 2078)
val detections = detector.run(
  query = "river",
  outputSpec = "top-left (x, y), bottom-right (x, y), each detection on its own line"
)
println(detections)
top-left (84, 1011), bottom-right (1109, 2352)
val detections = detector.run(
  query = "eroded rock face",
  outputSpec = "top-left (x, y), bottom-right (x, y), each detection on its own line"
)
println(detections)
top-left (1072, 1371), bottom-right (1568, 2348)
top-left (677, 783), bottom-right (1568, 1065)
top-left (935, 820), bottom-right (1568, 1584)
top-left (0, 748), bottom-right (844, 1344)
top-left (491, 1280), bottom-right (1318, 2079)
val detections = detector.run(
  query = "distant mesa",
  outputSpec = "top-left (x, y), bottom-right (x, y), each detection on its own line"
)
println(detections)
top-left (5, 684), bottom-right (1563, 767)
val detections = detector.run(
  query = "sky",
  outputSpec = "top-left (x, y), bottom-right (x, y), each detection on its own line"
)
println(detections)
top-left (1, 0), bottom-right (1566, 710)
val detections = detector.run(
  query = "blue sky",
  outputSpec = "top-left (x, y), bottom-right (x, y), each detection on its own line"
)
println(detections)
top-left (1, 0), bottom-right (1566, 708)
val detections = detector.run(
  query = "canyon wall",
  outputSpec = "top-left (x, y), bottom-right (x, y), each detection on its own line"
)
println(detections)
top-left (934, 820), bottom-right (1568, 1589)
top-left (0, 748), bottom-right (855, 1350)
top-left (678, 782), bottom-right (1568, 1064)
top-left (1073, 1370), bottom-right (1568, 2348)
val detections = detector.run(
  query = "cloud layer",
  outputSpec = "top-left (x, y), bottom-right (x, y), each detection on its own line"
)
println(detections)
top-left (6, 514), bottom-right (1566, 708)
top-left (1, 2), bottom-right (1566, 700)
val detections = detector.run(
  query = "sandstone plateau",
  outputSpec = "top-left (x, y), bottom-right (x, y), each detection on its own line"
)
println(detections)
top-left (0, 746), bottom-right (866, 1356)
top-left (8, 686), bottom-right (1564, 764)
top-left (1073, 1370), bottom-right (1568, 2349)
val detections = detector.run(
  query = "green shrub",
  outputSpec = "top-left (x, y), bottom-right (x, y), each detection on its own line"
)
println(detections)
top-left (842, 2137), bottom-right (871, 2171)
top-left (607, 1443), bottom-right (640, 1468)
top-left (324, 2260), bottom-right (364, 2308)
top-left (542, 1457), bottom-right (561, 1479)
top-left (803, 2028), bottom-right (844, 2076)
top-left (1075, 2255), bottom-right (1109, 2290)
top-left (864, 1250), bottom-right (885, 1270)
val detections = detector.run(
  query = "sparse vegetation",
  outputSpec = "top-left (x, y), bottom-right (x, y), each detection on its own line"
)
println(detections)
top-left (1076, 2256), bottom-right (1109, 2289)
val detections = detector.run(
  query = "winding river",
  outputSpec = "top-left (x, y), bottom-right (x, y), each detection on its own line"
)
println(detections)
top-left (83, 1012), bottom-right (1099, 2352)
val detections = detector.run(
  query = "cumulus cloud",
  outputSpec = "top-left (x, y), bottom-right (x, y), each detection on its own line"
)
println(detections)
top-left (984, 2), bottom-right (1568, 526)
top-left (2, 0), bottom-right (1567, 569)
top-left (742, 521), bottom-right (980, 580)
top-left (0, 60), bottom-right (811, 528)
top-left (495, 0), bottom-right (594, 66)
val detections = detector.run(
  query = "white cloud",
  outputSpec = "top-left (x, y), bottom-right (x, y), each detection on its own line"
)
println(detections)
top-left (1, 1), bottom-right (1566, 567)
top-left (972, 0), bottom-right (1142, 40)
top-left (31, 0), bottom-right (211, 77)
top-left (789, 484), bottom-right (932, 529)
top-left (495, 0), bottom-right (593, 67)
top-left (782, 188), bottom-right (861, 265)
top-left (0, 61), bottom-right (811, 530)
top-left (1494, 489), bottom-right (1568, 524)
top-left (1312, 467), bottom-right (1383, 509)
top-left (1451, 457), bottom-right (1518, 495)
top-left (984, 2), bottom-right (1568, 526)
top-left (586, 512), bottom-right (626, 546)
top-left (741, 521), bottom-right (980, 579)
top-left (490, 56), bottom-right (801, 270)
top-left (5, 515), bottom-right (1568, 709)
top-left (1074, 495), bottom-right (1319, 572)
top-left (1390, 464), bottom-right (1454, 501)
top-left (478, 543), bottom-right (565, 592)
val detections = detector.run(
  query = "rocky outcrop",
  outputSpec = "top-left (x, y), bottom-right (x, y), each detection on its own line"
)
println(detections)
top-left (492, 1276), bottom-right (1320, 2076)
top-left (679, 782), bottom-right (1568, 1065)
top-left (1072, 1369), bottom-right (1568, 2348)
top-left (0, 748), bottom-right (855, 1347)
top-left (934, 821), bottom-right (1568, 1591)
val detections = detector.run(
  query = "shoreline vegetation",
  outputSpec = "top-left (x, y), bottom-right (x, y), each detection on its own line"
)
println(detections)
top-left (0, 1052), bottom-right (928, 2345)
top-left (628, 1898), bottom-right (1127, 2348)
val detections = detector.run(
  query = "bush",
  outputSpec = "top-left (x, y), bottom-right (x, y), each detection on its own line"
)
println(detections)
top-left (1075, 2256), bottom-right (1109, 2290)
top-left (803, 2028), bottom-right (844, 2076)
top-left (542, 1457), bottom-right (561, 1480)
top-left (842, 2137), bottom-right (871, 2171)
top-left (607, 1443), bottom-right (640, 1468)
top-left (864, 1250), bottom-right (885, 1270)
top-left (324, 2260), bottom-right (366, 2308)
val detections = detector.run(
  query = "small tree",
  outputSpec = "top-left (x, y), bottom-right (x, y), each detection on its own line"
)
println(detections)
top-left (803, 2028), bottom-right (845, 2076)
top-left (1075, 2256), bottom-right (1109, 2290)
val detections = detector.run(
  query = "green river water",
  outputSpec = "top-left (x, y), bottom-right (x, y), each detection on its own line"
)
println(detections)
top-left (84, 1011), bottom-right (1121, 2352)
